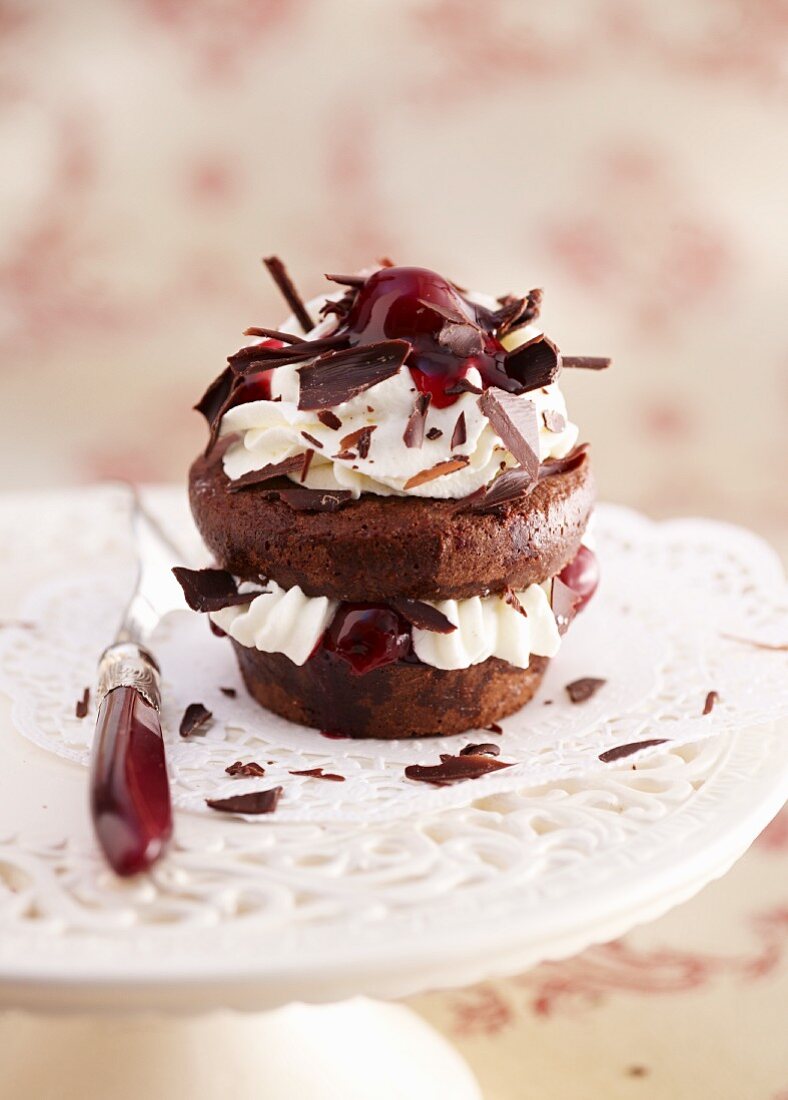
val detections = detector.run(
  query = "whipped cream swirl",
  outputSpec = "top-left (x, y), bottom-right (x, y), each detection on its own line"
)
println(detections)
top-left (219, 291), bottom-right (579, 500)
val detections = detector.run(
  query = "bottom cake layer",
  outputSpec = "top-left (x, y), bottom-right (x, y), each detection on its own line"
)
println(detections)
top-left (232, 640), bottom-right (548, 739)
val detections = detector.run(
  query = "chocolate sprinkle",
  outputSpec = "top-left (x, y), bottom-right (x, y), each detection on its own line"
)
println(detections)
top-left (542, 409), bottom-right (566, 433)
top-left (290, 768), bottom-right (345, 782)
top-left (505, 334), bottom-right (561, 392)
top-left (599, 739), bottom-right (668, 764)
top-left (404, 456), bottom-right (469, 490)
top-left (206, 786), bottom-right (283, 815)
top-left (226, 454), bottom-right (306, 492)
top-left (226, 760), bottom-right (266, 777)
top-left (300, 431), bottom-right (323, 449)
top-left (561, 356), bottom-right (611, 370)
top-left (172, 567), bottom-right (256, 613)
top-left (220, 686), bottom-right (237, 698)
top-left (426, 427), bottom-right (443, 440)
top-left (263, 256), bottom-right (314, 333)
top-left (403, 393), bottom-right (431, 448)
top-left (702, 690), bottom-right (719, 715)
top-left (390, 599), bottom-right (457, 634)
top-left (450, 411), bottom-right (467, 450)
top-left (459, 742), bottom-right (501, 757)
top-left (478, 389), bottom-right (540, 481)
top-left (180, 702), bottom-right (213, 738)
top-left (405, 753), bottom-right (514, 786)
top-left (340, 425), bottom-right (376, 458)
top-left (317, 409), bottom-right (342, 430)
top-left (566, 677), bottom-right (607, 703)
top-left (75, 687), bottom-right (90, 719)
top-left (297, 340), bottom-right (409, 411)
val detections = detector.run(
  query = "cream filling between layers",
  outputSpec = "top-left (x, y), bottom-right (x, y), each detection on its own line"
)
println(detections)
top-left (210, 579), bottom-right (561, 672)
top-left (218, 289), bottom-right (579, 500)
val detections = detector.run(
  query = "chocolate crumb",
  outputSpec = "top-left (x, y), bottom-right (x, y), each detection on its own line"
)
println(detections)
top-left (450, 411), bottom-right (467, 450)
top-left (300, 431), bottom-right (323, 449)
top-left (262, 256), bottom-right (314, 332)
top-left (426, 427), bottom-right (443, 440)
top-left (599, 739), bottom-right (668, 763)
top-left (290, 768), bottom-right (345, 782)
top-left (486, 722), bottom-right (503, 733)
top-left (75, 687), bottom-right (90, 719)
top-left (566, 677), bottom-right (607, 704)
top-left (459, 742), bottom-right (501, 757)
top-left (317, 410), bottom-right (342, 431)
top-left (180, 702), bottom-right (213, 738)
top-left (403, 393), bottom-right (432, 448)
top-left (220, 686), bottom-right (237, 698)
top-left (702, 690), bottom-right (719, 715)
top-left (206, 786), bottom-right (283, 815)
top-left (405, 753), bottom-right (514, 786)
top-left (172, 567), bottom-right (257, 613)
top-left (226, 760), bottom-right (266, 777)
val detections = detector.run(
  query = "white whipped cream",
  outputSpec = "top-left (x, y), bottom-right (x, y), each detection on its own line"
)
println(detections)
top-left (211, 579), bottom-right (560, 671)
top-left (219, 291), bottom-right (579, 500)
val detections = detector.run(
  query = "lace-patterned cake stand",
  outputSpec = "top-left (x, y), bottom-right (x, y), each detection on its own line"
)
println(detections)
top-left (0, 489), bottom-right (786, 1100)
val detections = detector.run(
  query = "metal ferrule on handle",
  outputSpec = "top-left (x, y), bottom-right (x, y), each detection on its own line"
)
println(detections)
top-left (97, 642), bottom-right (162, 709)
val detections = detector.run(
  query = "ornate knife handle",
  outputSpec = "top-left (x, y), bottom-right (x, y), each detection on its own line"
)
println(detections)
top-left (97, 642), bottom-right (162, 710)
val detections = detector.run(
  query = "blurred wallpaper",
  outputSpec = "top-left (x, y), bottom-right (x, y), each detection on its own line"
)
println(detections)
top-left (2, 1), bottom-right (786, 543)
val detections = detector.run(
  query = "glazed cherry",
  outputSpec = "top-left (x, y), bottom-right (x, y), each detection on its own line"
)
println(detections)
top-left (557, 545), bottom-right (599, 613)
top-left (343, 267), bottom-right (509, 408)
top-left (323, 603), bottom-right (411, 675)
top-left (227, 339), bottom-right (283, 407)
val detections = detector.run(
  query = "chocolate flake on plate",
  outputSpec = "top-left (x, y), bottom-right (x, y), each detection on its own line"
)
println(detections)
top-left (505, 334), bottom-right (561, 392)
top-left (180, 702), bottom-right (213, 738)
top-left (542, 409), bottom-right (566, 433)
top-left (219, 686), bottom-right (237, 698)
top-left (561, 356), bottom-right (611, 370)
top-left (226, 454), bottom-right (306, 492)
top-left (405, 753), bottom-right (513, 786)
top-left (426, 427), bottom-right (443, 440)
top-left (206, 786), bottom-right (283, 815)
top-left (404, 456), bottom-right (469, 490)
top-left (459, 742), bottom-right (501, 757)
top-left (391, 599), bottom-right (456, 633)
top-left (450, 411), bottom-right (467, 450)
top-left (599, 739), bottom-right (668, 764)
top-left (290, 768), bottom-right (345, 782)
top-left (340, 425), bottom-right (376, 458)
top-left (263, 255), bottom-right (314, 332)
top-left (551, 577), bottom-right (581, 636)
top-left (478, 389), bottom-right (540, 480)
top-left (702, 690), bottom-right (719, 715)
top-left (403, 393), bottom-right (431, 448)
top-left (317, 409), bottom-right (342, 430)
top-left (566, 677), bottom-right (607, 703)
top-left (298, 340), bottom-right (410, 410)
top-left (172, 567), bottom-right (257, 613)
top-left (75, 687), bottom-right (90, 719)
top-left (226, 760), bottom-right (266, 777)
top-left (301, 431), bottom-right (323, 449)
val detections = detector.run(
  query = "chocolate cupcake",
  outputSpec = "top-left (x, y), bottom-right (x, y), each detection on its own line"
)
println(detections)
top-left (177, 259), bottom-right (609, 737)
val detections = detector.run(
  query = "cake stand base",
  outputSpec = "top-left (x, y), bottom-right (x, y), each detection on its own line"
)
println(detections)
top-left (0, 999), bottom-right (481, 1100)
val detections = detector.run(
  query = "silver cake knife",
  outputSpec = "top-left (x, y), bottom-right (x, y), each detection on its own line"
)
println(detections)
top-left (90, 491), bottom-right (187, 876)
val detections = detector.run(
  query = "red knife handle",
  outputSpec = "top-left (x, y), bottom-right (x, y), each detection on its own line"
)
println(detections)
top-left (90, 684), bottom-right (173, 876)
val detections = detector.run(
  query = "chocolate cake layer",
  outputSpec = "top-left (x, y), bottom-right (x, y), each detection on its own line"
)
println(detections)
top-left (231, 641), bottom-right (548, 738)
top-left (189, 449), bottom-right (594, 601)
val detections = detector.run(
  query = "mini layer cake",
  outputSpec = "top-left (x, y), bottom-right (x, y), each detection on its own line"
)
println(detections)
top-left (178, 260), bottom-right (608, 737)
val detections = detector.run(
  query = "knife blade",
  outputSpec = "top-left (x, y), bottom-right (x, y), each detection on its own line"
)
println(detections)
top-left (90, 491), bottom-right (188, 876)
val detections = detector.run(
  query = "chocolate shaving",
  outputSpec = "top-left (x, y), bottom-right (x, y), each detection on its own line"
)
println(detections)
top-left (417, 297), bottom-right (468, 325)
top-left (720, 633), bottom-right (788, 652)
top-left (263, 256), bottom-right (314, 332)
top-left (75, 687), bottom-right (90, 719)
top-left (505, 334), bottom-right (561, 392)
top-left (503, 588), bottom-right (527, 617)
top-left (426, 427), bottom-right (443, 440)
top-left (300, 448), bottom-right (315, 482)
top-left (566, 677), bottom-right (607, 703)
top-left (297, 340), bottom-right (410, 410)
top-left (405, 753), bottom-right (513, 786)
top-left (390, 599), bottom-right (456, 634)
top-left (599, 739), bottom-right (668, 764)
top-left (300, 431), bottom-right (323, 449)
top-left (537, 443), bottom-right (590, 481)
top-left (180, 702), bottom-right (213, 738)
top-left (450, 411), bottom-right (467, 450)
top-left (277, 486), bottom-right (353, 512)
top-left (194, 366), bottom-right (235, 435)
top-left (404, 456), bottom-right (469, 490)
top-left (438, 323), bottom-right (484, 357)
top-left (226, 454), bottom-right (306, 492)
top-left (478, 389), bottom-right (540, 480)
top-left (403, 393), bottom-right (431, 448)
top-left (172, 567), bottom-right (256, 613)
top-left (459, 742), bottom-right (501, 757)
top-left (542, 409), bottom-right (566, 433)
top-left (290, 768), bottom-right (345, 782)
top-left (332, 449), bottom-right (356, 461)
top-left (226, 760), bottom-right (266, 777)
top-left (325, 273), bottom-right (366, 289)
top-left (702, 690), bottom-right (719, 715)
top-left (243, 326), bottom-right (306, 344)
top-left (229, 333), bottom-right (347, 373)
top-left (486, 722), bottom-right (503, 734)
top-left (492, 288), bottom-right (543, 334)
top-left (206, 786), bottom-right (283, 815)
top-left (317, 409), bottom-right (342, 430)
top-left (340, 425), bottom-right (376, 458)
top-left (220, 687), bottom-right (237, 698)
top-left (551, 577), bottom-right (581, 635)
top-left (445, 377), bottom-right (483, 396)
top-left (561, 356), bottom-right (611, 370)
top-left (463, 444), bottom-right (589, 514)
